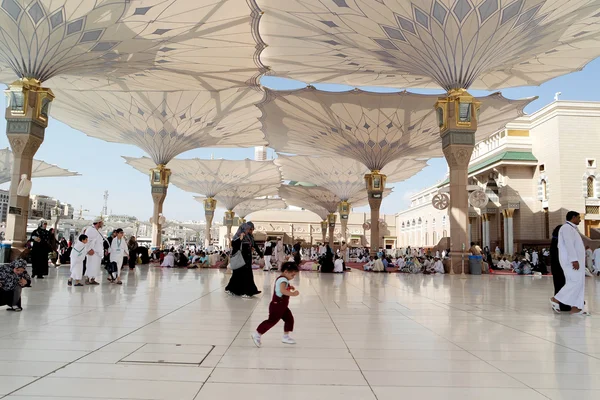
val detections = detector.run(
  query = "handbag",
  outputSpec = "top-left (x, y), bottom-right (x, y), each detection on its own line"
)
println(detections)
top-left (106, 261), bottom-right (118, 274)
top-left (230, 251), bottom-right (246, 270)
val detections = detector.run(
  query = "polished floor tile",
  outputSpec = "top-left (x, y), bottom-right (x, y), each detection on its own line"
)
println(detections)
top-left (1, 266), bottom-right (599, 399)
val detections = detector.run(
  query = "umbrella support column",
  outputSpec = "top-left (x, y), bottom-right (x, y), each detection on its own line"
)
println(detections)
top-left (204, 198), bottom-right (217, 248)
top-left (436, 90), bottom-right (479, 273)
top-left (365, 172), bottom-right (386, 257)
top-left (4, 79), bottom-right (54, 258)
top-left (150, 165), bottom-right (170, 249)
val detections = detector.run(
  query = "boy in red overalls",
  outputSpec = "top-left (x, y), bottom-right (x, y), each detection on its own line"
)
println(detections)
top-left (252, 262), bottom-right (299, 347)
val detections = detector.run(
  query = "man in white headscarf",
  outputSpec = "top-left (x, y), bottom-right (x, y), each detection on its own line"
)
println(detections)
top-left (551, 211), bottom-right (589, 315)
top-left (84, 217), bottom-right (105, 285)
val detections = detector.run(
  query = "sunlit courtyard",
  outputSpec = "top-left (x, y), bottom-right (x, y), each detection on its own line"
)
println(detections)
top-left (1, 267), bottom-right (599, 400)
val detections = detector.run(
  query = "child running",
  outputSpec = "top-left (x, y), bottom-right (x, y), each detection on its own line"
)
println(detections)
top-left (252, 262), bottom-right (299, 347)
top-left (68, 234), bottom-right (88, 287)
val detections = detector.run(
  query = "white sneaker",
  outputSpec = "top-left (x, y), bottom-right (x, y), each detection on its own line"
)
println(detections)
top-left (282, 336), bottom-right (296, 345)
top-left (251, 332), bottom-right (262, 348)
top-left (550, 298), bottom-right (561, 313)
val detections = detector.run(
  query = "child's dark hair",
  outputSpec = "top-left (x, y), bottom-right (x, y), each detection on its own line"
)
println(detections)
top-left (115, 228), bottom-right (124, 234)
top-left (78, 234), bottom-right (88, 242)
top-left (281, 262), bottom-right (299, 272)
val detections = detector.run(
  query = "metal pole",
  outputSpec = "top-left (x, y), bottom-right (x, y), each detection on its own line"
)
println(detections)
top-left (461, 242), bottom-right (466, 277)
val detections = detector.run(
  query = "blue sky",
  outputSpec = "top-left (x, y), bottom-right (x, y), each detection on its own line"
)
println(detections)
top-left (2, 58), bottom-right (600, 222)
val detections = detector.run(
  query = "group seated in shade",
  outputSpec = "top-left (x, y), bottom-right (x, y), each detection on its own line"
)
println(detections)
top-left (364, 255), bottom-right (445, 274)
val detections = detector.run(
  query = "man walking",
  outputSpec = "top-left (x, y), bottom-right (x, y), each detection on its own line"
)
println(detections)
top-left (551, 211), bottom-right (589, 315)
top-left (85, 218), bottom-right (106, 285)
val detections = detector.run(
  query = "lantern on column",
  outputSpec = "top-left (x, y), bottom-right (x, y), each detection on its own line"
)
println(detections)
top-left (435, 89), bottom-right (481, 134)
top-left (203, 198), bottom-right (217, 213)
top-left (150, 164), bottom-right (171, 188)
top-left (320, 220), bottom-right (328, 232)
top-left (338, 201), bottom-right (350, 220)
top-left (364, 171), bottom-right (386, 198)
top-left (5, 78), bottom-right (55, 126)
top-left (224, 210), bottom-right (235, 226)
top-left (328, 213), bottom-right (337, 228)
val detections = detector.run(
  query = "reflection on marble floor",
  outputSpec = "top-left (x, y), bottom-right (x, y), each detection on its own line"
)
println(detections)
top-left (1, 266), bottom-right (600, 400)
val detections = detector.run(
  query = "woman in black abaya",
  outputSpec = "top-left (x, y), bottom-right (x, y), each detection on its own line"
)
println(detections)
top-left (225, 222), bottom-right (263, 298)
top-left (30, 220), bottom-right (50, 278)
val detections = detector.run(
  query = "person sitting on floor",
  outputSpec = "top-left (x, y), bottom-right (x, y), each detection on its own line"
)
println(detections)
top-left (161, 251), bottom-right (175, 268)
top-left (372, 256), bottom-right (385, 272)
top-left (497, 257), bottom-right (511, 270)
top-left (433, 257), bottom-right (445, 274)
top-left (333, 255), bottom-right (344, 273)
top-left (515, 259), bottom-right (533, 275)
top-left (0, 259), bottom-right (31, 312)
top-left (396, 257), bottom-right (406, 270)
top-left (176, 251), bottom-right (189, 267)
top-left (363, 256), bottom-right (374, 271)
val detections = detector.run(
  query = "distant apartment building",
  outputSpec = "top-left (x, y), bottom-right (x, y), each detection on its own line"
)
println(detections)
top-left (29, 195), bottom-right (74, 220)
top-left (0, 189), bottom-right (9, 223)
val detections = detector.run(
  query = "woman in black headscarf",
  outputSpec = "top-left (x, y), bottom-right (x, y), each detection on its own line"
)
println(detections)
top-left (30, 220), bottom-right (50, 278)
top-left (0, 259), bottom-right (31, 311)
top-left (225, 222), bottom-right (263, 297)
top-left (550, 224), bottom-right (571, 312)
top-left (320, 244), bottom-right (335, 273)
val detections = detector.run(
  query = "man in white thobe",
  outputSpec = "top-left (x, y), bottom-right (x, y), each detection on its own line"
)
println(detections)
top-left (532, 250), bottom-right (539, 266)
top-left (84, 218), bottom-right (105, 285)
top-left (552, 212), bottom-right (588, 314)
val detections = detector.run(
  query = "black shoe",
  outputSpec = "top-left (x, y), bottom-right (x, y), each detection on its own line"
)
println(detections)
top-left (68, 279), bottom-right (73, 286)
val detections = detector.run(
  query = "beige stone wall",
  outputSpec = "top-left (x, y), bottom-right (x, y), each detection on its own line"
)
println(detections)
top-left (219, 208), bottom-right (396, 248)
top-left (395, 101), bottom-right (600, 251)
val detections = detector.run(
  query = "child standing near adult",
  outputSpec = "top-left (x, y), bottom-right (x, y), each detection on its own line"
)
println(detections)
top-left (68, 234), bottom-right (88, 287)
top-left (109, 229), bottom-right (129, 284)
top-left (252, 262), bottom-right (299, 347)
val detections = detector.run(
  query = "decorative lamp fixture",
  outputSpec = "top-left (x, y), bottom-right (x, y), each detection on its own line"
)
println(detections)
top-left (5, 78), bottom-right (54, 125)
top-left (338, 201), bottom-right (350, 220)
top-left (328, 213), bottom-right (337, 228)
top-left (203, 197), bottom-right (217, 213)
top-left (150, 164), bottom-right (171, 187)
top-left (364, 171), bottom-right (387, 198)
top-left (320, 220), bottom-right (328, 232)
top-left (435, 89), bottom-right (481, 134)
top-left (224, 210), bottom-right (235, 226)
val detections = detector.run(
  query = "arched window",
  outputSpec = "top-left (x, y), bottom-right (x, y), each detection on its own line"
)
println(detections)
top-left (542, 179), bottom-right (548, 200)
top-left (433, 232), bottom-right (437, 244)
top-left (587, 176), bottom-right (595, 198)
top-left (425, 233), bottom-right (429, 246)
top-left (443, 230), bottom-right (447, 237)
top-left (442, 216), bottom-right (446, 226)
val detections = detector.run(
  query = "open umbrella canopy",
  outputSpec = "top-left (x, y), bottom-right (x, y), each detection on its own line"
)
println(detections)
top-left (197, 184), bottom-right (281, 211)
top-left (53, 87), bottom-right (265, 165)
top-left (0, 148), bottom-right (78, 185)
top-left (124, 157), bottom-right (282, 197)
top-left (0, 0), bottom-right (266, 90)
top-left (257, 0), bottom-right (600, 90)
top-left (234, 198), bottom-right (287, 219)
top-left (275, 154), bottom-right (426, 201)
top-left (261, 87), bottom-right (535, 171)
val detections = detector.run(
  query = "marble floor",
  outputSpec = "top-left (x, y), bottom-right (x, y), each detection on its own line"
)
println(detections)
top-left (1, 266), bottom-right (600, 400)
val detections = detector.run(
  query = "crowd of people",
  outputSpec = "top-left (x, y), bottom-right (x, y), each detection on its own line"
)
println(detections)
top-left (2, 212), bottom-right (598, 319)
